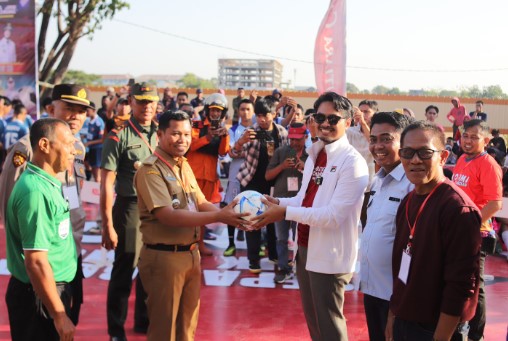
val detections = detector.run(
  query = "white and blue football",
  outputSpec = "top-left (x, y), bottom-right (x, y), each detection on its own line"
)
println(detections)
top-left (233, 190), bottom-right (267, 221)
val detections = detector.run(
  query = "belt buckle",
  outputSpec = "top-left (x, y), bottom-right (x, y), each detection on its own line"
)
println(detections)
top-left (189, 243), bottom-right (197, 251)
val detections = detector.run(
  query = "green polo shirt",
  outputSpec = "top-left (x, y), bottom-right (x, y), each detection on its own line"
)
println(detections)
top-left (6, 163), bottom-right (76, 284)
top-left (101, 116), bottom-right (158, 197)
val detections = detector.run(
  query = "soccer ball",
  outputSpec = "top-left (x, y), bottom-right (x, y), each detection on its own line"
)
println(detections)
top-left (233, 190), bottom-right (267, 221)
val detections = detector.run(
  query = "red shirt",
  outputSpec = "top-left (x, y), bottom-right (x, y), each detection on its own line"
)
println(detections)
top-left (297, 149), bottom-right (327, 247)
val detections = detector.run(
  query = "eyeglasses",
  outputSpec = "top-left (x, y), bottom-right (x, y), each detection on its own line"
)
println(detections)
top-left (399, 148), bottom-right (442, 160)
top-left (313, 113), bottom-right (342, 125)
top-left (369, 135), bottom-right (395, 145)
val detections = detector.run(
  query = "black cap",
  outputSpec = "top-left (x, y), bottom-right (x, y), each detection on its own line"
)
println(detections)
top-left (52, 84), bottom-right (93, 109)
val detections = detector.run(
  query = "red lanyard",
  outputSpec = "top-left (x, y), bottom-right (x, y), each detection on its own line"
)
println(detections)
top-left (128, 119), bottom-right (157, 153)
top-left (405, 181), bottom-right (444, 250)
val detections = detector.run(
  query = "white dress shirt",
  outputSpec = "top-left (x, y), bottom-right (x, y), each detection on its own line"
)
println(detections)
top-left (359, 163), bottom-right (413, 300)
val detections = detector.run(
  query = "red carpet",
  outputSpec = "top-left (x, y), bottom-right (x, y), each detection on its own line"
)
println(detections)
top-left (0, 203), bottom-right (507, 340)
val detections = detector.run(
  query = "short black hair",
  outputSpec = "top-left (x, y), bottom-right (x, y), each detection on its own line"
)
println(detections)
top-left (239, 98), bottom-right (254, 107)
top-left (3, 96), bottom-right (12, 106)
top-left (358, 99), bottom-right (379, 112)
top-left (476, 100), bottom-right (484, 106)
top-left (158, 110), bottom-right (191, 131)
top-left (30, 118), bottom-right (68, 150)
top-left (463, 119), bottom-right (489, 135)
top-left (177, 91), bottom-right (188, 99)
top-left (13, 103), bottom-right (26, 116)
top-left (314, 92), bottom-right (353, 119)
top-left (401, 120), bottom-right (446, 149)
top-left (255, 97), bottom-right (277, 115)
top-left (42, 96), bottom-right (52, 107)
top-left (370, 111), bottom-right (414, 131)
top-left (425, 105), bottom-right (439, 114)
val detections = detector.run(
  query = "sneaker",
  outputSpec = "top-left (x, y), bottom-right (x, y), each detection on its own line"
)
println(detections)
top-left (274, 270), bottom-right (293, 284)
top-left (223, 245), bottom-right (236, 257)
top-left (236, 230), bottom-right (245, 241)
top-left (249, 261), bottom-right (262, 274)
top-left (204, 230), bottom-right (217, 240)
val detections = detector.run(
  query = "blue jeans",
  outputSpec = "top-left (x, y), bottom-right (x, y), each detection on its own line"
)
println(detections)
top-left (275, 219), bottom-right (293, 271)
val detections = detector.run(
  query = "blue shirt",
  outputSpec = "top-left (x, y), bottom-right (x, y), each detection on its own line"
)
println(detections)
top-left (4, 119), bottom-right (29, 149)
top-left (87, 116), bottom-right (105, 150)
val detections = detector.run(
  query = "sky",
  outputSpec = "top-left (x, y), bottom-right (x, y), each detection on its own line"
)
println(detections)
top-left (52, 0), bottom-right (508, 93)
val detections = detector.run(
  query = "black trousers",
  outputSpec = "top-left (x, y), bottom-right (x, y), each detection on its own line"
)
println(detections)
top-left (69, 254), bottom-right (83, 325)
top-left (393, 317), bottom-right (467, 341)
top-left (6, 276), bottom-right (72, 341)
top-left (468, 251), bottom-right (486, 341)
top-left (107, 196), bottom-right (148, 337)
top-left (363, 294), bottom-right (389, 341)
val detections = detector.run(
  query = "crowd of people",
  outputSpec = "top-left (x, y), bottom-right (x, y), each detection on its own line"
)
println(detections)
top-left (0, 82), bottom-right (506, 341)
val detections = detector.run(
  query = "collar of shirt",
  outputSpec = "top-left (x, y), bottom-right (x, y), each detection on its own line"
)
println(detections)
top-left (376, 162), bottom-right (405, 182)
top-left (26, 162), bottom-right (61, 189)
top-left (130, 115), bottom-right (157, 134)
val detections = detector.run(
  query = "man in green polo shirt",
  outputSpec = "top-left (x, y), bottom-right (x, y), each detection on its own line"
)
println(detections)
top-left (101, 82), bottom-right (158, 340)
top-left (5, 118), bottom-right (77, 341)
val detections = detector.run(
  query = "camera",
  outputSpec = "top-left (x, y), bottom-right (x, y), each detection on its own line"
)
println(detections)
top-left (211, 119), bottom-right (220, 130)
top-left (252, 130), bottom-right (271, 141)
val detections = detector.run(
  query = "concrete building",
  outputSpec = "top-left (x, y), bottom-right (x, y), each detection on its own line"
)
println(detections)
top-left (218, 59), bottom-right (283, 90)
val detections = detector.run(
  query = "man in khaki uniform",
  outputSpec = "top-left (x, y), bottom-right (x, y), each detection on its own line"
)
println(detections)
top-left (0, 84), bottom-right (92, 325)
top-left (134, 111), bottom-right (247, 341)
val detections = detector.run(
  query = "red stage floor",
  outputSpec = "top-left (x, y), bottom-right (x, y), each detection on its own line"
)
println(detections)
top-left (0, 203), bottom-right (507, 340)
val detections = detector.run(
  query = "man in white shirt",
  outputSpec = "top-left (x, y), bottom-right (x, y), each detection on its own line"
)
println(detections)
top-left (0, 24), bottom-right (16, 63)
top-left (359, 112), bottom-right (414, 341)
top-left (253, 92), bottom-right (369, 340)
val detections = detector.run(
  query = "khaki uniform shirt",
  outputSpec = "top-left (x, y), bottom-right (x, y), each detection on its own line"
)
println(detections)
top-left (135, 146), bottom-right (207, 245)
top-left (0, 134), bottom-right (87, 253)
top-left (101, 116), bottom-right (157, 197)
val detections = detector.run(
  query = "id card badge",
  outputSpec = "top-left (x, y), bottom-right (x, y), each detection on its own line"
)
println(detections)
top-left (187, 196), bottom-right (198, 212)
top-left (398, 250), bottom-right (411, 284)
top-left (63, 185), bottom-right (80, 210)
top-left (287, 177), bottom-right (299, 192)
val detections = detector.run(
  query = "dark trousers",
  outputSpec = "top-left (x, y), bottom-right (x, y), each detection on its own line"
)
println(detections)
top-left (394, 317), bottom-right (467, 341)
top-left (107, 197), bottom-right (148, 337)
top-left (363, 294), bottom-right (389, 341)
top-left (468, 251), bottom-right (486, 341)
top-left (246, 223), bottom-right (277, 262)
top-left (6, 276), bottom-right (72, 341)
top-left (69, 255), bottom-right (83, 325)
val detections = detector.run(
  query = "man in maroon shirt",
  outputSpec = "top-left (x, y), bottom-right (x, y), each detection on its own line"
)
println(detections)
top-left (386, 121), bottom-right (481, 341)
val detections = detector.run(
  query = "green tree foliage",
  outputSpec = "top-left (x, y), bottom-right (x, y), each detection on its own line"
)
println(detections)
top-left (179, 73), bottom-right (217, 89)
top-left (62, 70), bottom-right (102, 85)
top-left (38, 0), bottom-right (129, 94)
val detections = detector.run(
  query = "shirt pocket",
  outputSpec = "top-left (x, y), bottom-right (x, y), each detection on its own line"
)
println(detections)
top-left (166, 179), bottom-right (187, 210)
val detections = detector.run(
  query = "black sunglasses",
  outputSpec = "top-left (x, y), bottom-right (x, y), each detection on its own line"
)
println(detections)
top-left (313, 113), bottom-right (343, 125)
top-left (399, 148), bottom-right (442, 160)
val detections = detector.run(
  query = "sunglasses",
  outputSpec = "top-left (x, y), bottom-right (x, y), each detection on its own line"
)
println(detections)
top-left (313, 113), bottom-right (342, 125)
top-left (399, 148), bottom-right (442, 160)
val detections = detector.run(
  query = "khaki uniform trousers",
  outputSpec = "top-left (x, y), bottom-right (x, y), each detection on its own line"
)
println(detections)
top-left (138, 245), bottom-right (201, 341)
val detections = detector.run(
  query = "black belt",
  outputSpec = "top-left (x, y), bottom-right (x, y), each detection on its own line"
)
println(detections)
top-left (145, 243), bottom-right (198, 252)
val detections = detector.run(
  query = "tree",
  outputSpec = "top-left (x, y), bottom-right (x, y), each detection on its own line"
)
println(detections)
top-left (179, 73), bottom-right (217, 89)
top-left (482, 85), bottom-right (506, 99)
top-left (38, 0), bottom-right (129, 95)
top-left (371, 85), bottom-right (390, 95)
top-left (346, 82), bottom-right (359, 94)
top-left (62, 69), bottom-right (102, 85)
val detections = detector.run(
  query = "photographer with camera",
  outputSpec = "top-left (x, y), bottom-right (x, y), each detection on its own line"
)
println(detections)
top-left (186, 93), bottom-right (230, 255)
top-left (234, 96), bottom-right (288, 273)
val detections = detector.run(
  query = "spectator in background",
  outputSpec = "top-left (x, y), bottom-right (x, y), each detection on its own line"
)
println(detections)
top-left (4, 103), bottom-right (28, 149)
top-left (489, 129), bottom-right (506, 156)
top-left (161, 87), bottom-right (177, 111)
top-left (272, 88), bottom-right (283, 101)
top-left (265, 122), bottom-right (308, 284)
top-left (232, 87), bottom-right (247, 125)
top-left (155, 101), bottom-right (164, 121)
top-left (424, 105), bottom-right (444, 132)
top-left (176, 91), bottom-right (189, 108)
top-left (223, 99), bottom-right (255, 257)
top-left (190, 88), bottom-right (204, 108)
top-left (40, 97), bottom-right (52, 118)
top-left (446, 97), bottom-right (468, 140)
top-left (445, 136), bottom-right (458, 165)
top-left (104, 98), bottom-right (130, 135)
top-left (86, 102), bottom-right (105, 182)
top-left (452, 119), bottom-right (503, 341)
top-left (347, 99), bottom-right (377, 184)
top-left (403, 108), bottom-right (415, 118)
top-left (470, 100), bottom-right (487, 122)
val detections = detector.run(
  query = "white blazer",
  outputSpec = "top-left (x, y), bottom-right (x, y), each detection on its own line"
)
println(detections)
top-left (279, 134), bottom-right (369, 274)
